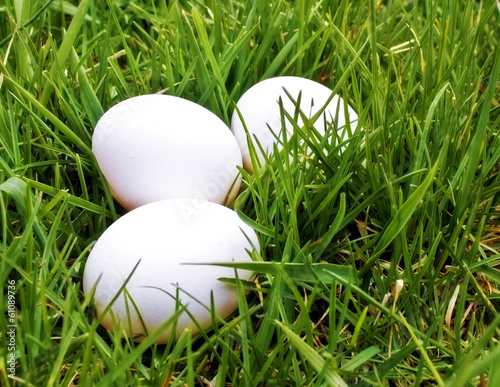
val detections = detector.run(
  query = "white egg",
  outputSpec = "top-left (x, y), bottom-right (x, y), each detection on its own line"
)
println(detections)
top-left (83, 198), bottom-right (259, 344)
top-left (231, 76), bottom-right (359, 173)
top-left (93, 94), bottom-right (242, 211)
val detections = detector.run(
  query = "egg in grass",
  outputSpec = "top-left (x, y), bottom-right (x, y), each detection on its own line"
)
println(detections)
top-left (83, 198), bottom-right (259, 344)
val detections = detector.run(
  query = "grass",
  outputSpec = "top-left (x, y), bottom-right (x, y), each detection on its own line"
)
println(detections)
top-left (0, 0), bottom-right (499, 385)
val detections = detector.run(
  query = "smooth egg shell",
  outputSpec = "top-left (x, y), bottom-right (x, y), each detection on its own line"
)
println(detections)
top-left (231, 76), bottom-right (358, 173)
top-left (83, 198), bottom-right (259, 344)
top-left (93, 94), bottom-right (242, 211)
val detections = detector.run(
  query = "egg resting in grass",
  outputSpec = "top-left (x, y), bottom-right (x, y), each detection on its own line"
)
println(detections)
top-left (92, 94), bottom-right (242, 211)
top-left (230, 76), bottom-right (359, 173)
top-left (83, 198), bottom-right (259, 344)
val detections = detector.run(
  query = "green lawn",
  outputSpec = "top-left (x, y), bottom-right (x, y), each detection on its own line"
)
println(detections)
top-left (1, 0), bottom-right (500, 385)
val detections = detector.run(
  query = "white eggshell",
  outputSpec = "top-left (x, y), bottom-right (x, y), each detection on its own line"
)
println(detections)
top-left (83, 198), bottom-right (259, 344)
top-left (93, 94), bottom-right (242, 211)
top-left (231, 76), bottom-right (359, 172)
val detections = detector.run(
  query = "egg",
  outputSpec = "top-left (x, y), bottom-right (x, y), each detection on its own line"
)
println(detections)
top-left (92, 94), bottom-right (242, 211)
top-left (231, 76), bottom-right (359, 172)
top-left (83, 198), bottom-right (259, 344)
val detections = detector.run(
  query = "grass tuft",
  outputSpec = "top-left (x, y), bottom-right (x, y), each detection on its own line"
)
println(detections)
top-left (0, 0), bottom-right (499, 385)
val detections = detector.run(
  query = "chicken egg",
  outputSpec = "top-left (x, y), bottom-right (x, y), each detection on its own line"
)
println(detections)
top-left (83, 198), bottom-right (259, 344)
top-left (231, 76), bottom-right (359, 172)
top-left (93, 94), bottom-right (242, 210)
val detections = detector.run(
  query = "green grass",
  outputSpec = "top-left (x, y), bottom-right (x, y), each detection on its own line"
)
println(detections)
top-left (1, 0), bottom-right (499, 385)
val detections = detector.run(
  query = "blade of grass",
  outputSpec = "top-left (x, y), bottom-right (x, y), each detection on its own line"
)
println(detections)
top-left (275, 321), bottom-right (348, 387)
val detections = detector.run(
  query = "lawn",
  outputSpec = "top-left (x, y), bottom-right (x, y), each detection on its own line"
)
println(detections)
top-left (1, 0), bottom-right (500, 385)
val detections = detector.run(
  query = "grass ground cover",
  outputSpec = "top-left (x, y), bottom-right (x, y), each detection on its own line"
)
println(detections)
top-left (0, 0), bottom-right (499, 385)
